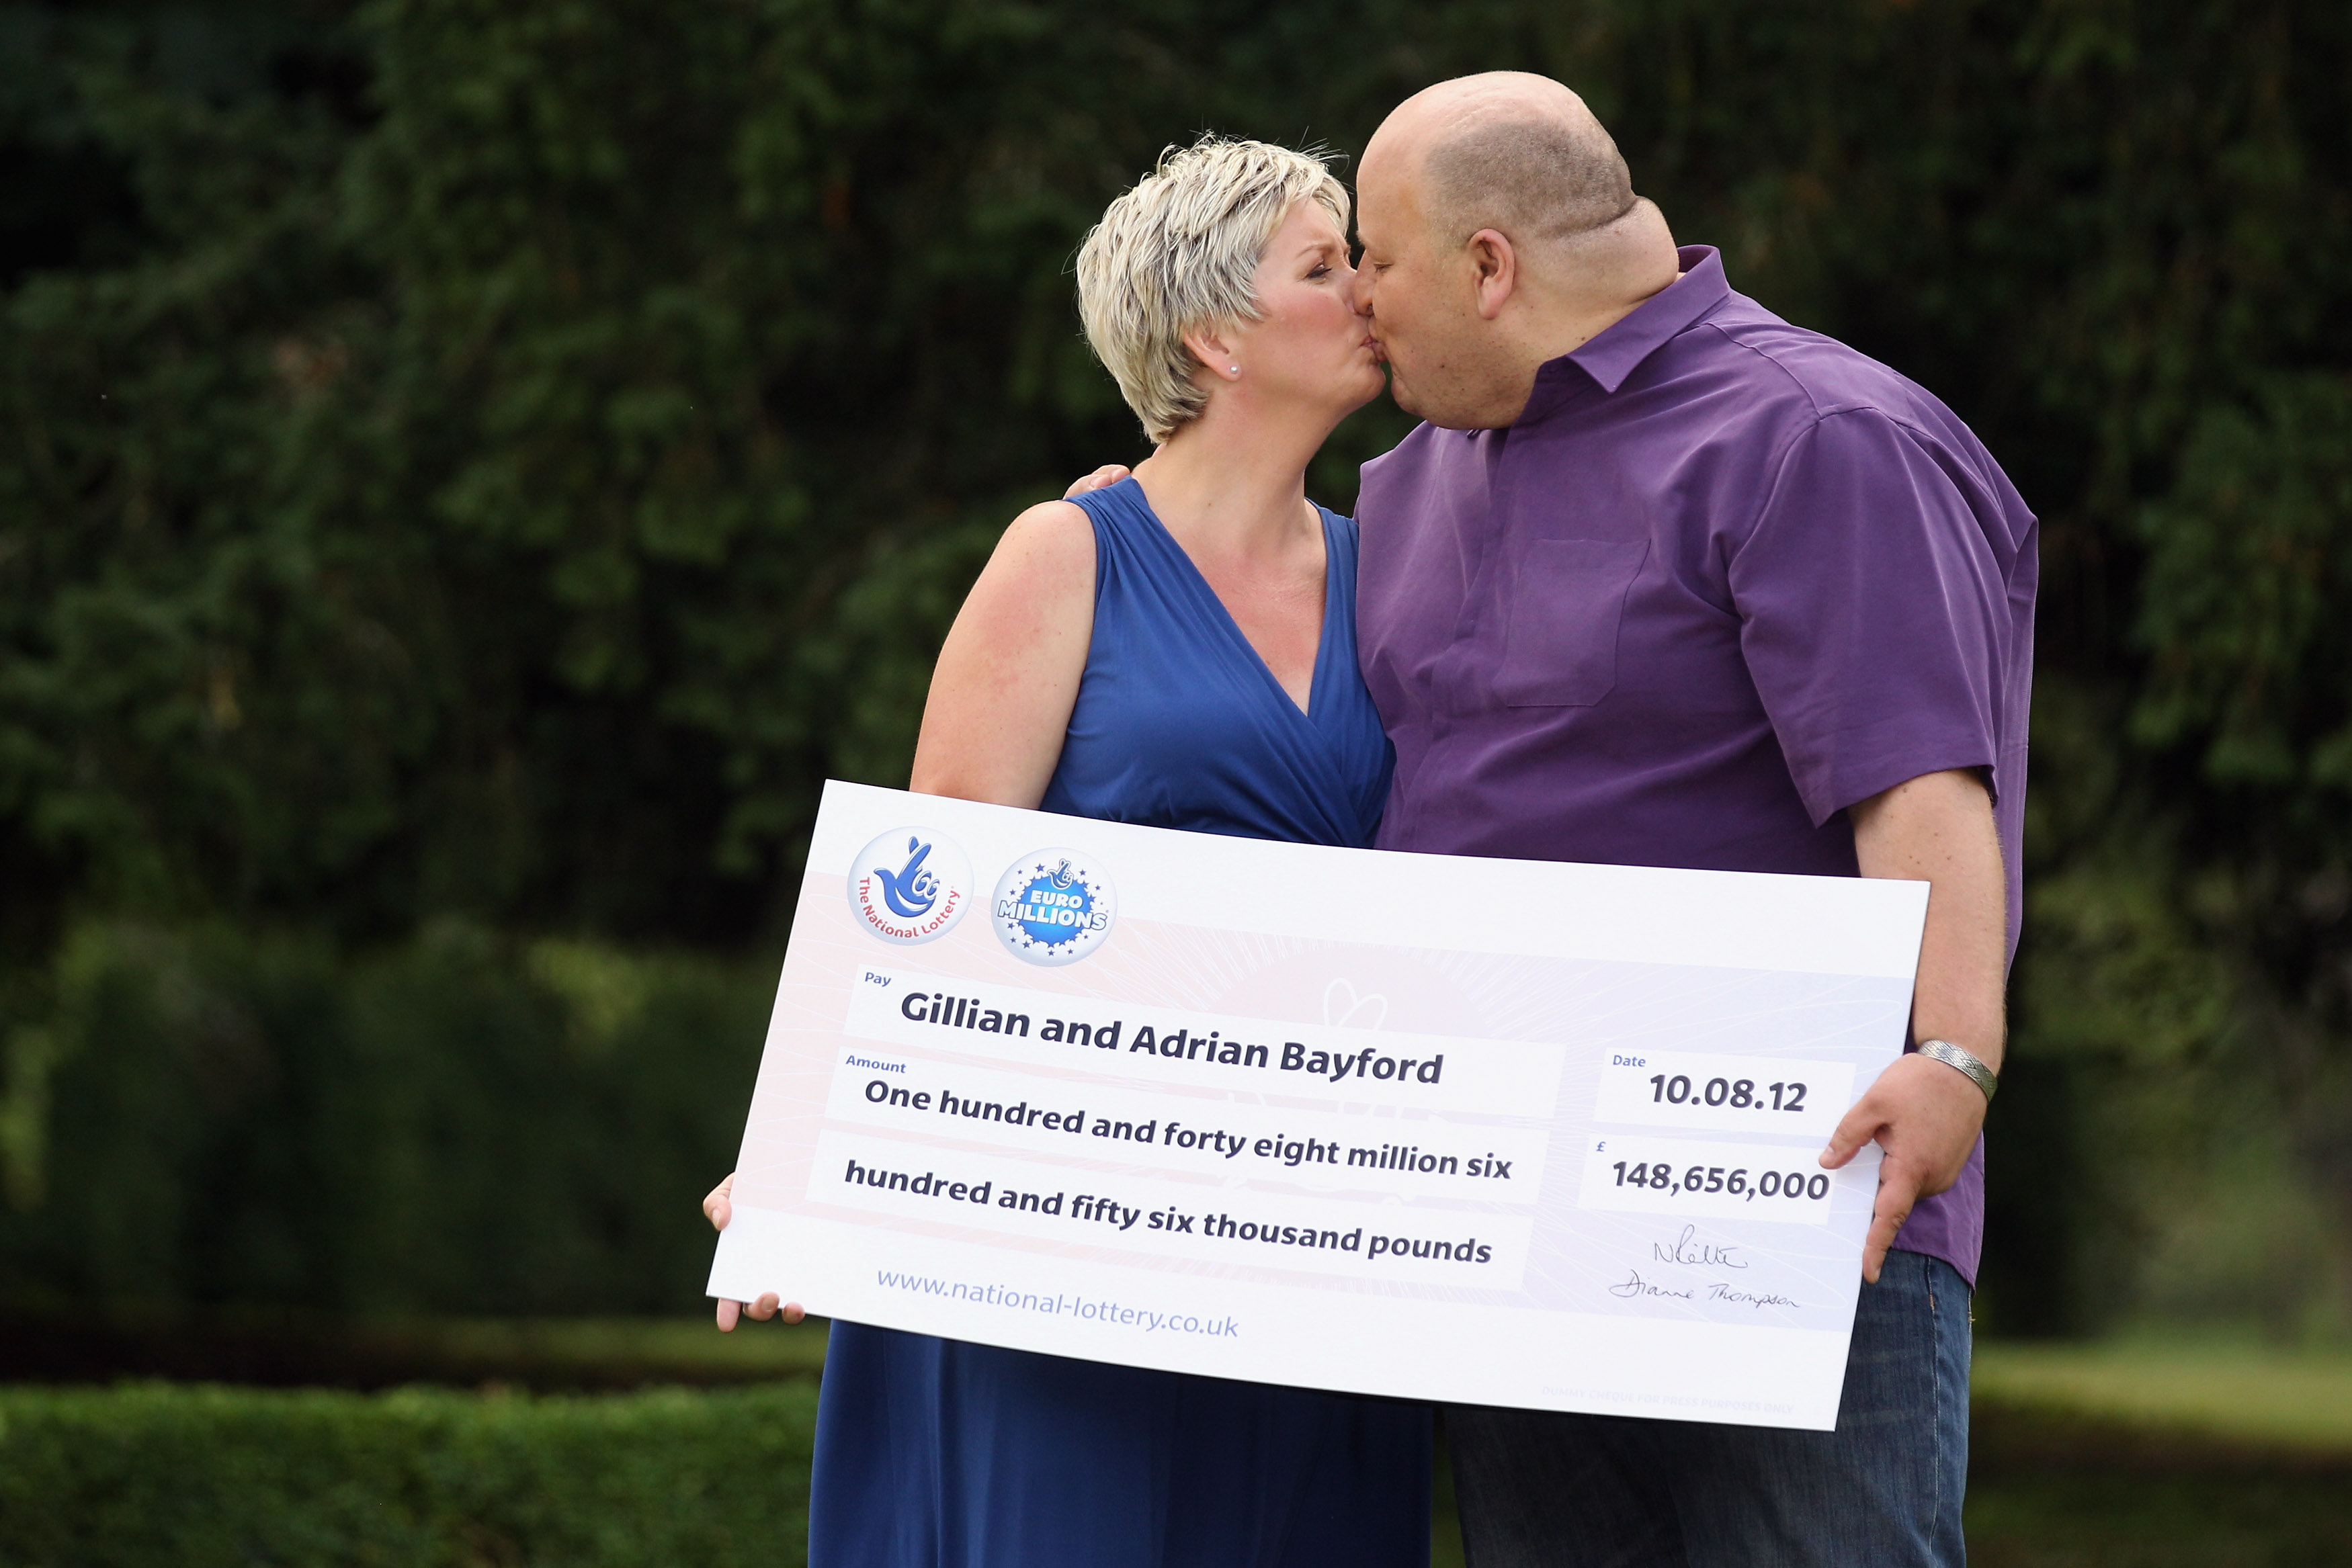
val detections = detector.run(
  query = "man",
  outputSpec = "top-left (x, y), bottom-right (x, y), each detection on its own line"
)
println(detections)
top-left (1349, 73), bottom-right (2033, 1567)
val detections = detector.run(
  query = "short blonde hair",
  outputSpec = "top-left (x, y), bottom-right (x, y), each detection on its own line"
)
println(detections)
top-left (1075, 137), bottom-right (1350, 443)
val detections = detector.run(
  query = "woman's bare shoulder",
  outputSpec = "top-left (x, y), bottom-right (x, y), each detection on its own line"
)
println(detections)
top-left (973, 499), bottom-right (1095, 603)
top-left (997, 498), bottom-right (1095, 564)
top-left (913, 500), bottom-right (1097, 803)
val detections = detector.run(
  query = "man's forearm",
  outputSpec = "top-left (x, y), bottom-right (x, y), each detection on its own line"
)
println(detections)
top-left (1849, 769), bottom-right (2007, 1073)
top-left (1822, 768), bottom-right (2009, 1279)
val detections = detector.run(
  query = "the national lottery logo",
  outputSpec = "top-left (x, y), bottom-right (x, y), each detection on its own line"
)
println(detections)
top-left (992, 850), bottom-right (1116, 965)
top-left (847, 828), bottom-right (972, 945)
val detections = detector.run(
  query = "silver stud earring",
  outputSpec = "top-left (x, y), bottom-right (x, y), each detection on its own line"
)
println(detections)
top-left (1228, 365), bottom-right (1239, 374)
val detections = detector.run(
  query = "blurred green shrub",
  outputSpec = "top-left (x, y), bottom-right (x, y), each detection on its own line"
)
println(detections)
top-left (0, 922), bottom-right (769, 1315)
top-left (0, 1381), bottom-right (816, 1567)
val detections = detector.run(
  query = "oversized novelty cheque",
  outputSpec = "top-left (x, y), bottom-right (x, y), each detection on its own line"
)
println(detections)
top-left (710, 782), bottom-right (1927, 1430)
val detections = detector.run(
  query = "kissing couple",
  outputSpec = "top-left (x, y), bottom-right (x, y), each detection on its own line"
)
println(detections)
top-left (707, 69), bottom-right (2035, 1568)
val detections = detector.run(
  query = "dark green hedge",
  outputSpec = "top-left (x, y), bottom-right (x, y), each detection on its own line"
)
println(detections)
top-left (1, 924), bottom-right (771, 1318)
top-left (0, 1382), bottom-right (817, 1567)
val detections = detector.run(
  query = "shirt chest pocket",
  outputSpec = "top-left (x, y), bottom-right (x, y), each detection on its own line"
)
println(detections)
top-left (1495, 538), bottom-right (1651, 707)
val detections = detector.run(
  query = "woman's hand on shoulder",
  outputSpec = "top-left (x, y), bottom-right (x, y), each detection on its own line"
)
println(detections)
top-left (909, 500), bottom-right (1096, 808)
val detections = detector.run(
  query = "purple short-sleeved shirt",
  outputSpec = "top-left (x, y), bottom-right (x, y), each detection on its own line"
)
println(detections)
top-left (1355, 247), bottom-right (2038, 1285)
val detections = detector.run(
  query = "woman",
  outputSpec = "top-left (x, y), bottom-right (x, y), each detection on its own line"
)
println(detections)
top-left (704, 137), bottom-right (1425, 1567)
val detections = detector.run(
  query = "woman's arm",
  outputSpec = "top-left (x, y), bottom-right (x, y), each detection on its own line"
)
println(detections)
top-left (704, 501), bottom-right (1095, 1332)
top-left (910, 500), bottom-right (1097, 805)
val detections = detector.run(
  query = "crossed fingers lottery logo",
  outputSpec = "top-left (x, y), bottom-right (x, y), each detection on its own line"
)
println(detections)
top-left (848, 828), bottom-right (973, 945)
top-left (993, 850), bottom-right (1116, 965)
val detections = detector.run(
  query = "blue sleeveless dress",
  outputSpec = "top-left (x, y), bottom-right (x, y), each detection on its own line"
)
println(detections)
top-left (808, 479), bottom-right (1425, 1568)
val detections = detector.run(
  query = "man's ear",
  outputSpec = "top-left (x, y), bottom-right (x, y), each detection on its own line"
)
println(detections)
top-left (1466, 228), bottom-right (1519, 320)
top-left (1180, 324), bottom-right (1241, 382)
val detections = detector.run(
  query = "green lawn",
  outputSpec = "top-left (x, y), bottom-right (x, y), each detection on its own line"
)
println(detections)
top-left (1972, 1338), bottom-right (2352, 1452)
top-left (367, 1311), bottom-right (833, 1383)
top-left (1968, 1339), bottom-right (2352, 1567)
top-left (0, 1304), bottom-right (833, 1389)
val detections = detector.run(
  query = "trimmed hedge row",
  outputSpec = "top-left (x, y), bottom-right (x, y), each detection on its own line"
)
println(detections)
top-left (0, 1382), bottom-right (816, 1567)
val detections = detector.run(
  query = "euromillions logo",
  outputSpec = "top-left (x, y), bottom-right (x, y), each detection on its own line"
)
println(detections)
top-left (993, 850), bottom-right (1116, 966)
top-left (847, 828), bottom-right (972, 946)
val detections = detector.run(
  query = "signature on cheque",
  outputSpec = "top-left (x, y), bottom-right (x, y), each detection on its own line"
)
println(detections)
top-left (1609, 1268), bottom-right (1802, 1311)
top-left (1652, 1224), bottom-right (1747, 1270)
top-left (1612, 1229), bottom-right (1798, 1309)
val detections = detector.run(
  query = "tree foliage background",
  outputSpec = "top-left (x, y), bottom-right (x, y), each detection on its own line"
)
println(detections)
top-left (2, 0), bottom-right (2347, 1334)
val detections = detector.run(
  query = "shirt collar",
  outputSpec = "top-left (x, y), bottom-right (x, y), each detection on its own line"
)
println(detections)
top-left (1527, 245), bottom-right (1729, 408)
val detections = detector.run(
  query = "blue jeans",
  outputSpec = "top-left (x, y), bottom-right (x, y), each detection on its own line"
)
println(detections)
top-left (1448, 1249), bottom-right (1972, 1568)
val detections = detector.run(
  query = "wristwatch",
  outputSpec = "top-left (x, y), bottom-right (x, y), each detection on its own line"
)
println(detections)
top-left (1916, 1039), bottom-right (1998, 1102)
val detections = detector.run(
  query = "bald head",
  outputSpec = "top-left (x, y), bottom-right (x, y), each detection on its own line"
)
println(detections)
top-left (1368, 72), bottom-right (1638, 251)
top-left (1355, 73), bottom-right (1681, 430)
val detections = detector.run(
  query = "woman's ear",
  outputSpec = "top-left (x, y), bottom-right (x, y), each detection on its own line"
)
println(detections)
top-left (1181, 324), bottom-right (1243, 382)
